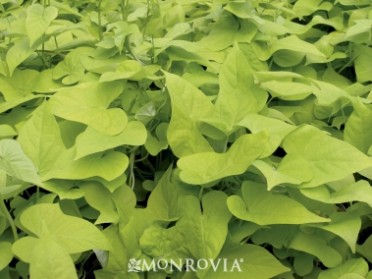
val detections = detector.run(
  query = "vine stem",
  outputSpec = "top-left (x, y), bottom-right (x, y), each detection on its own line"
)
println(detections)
top-left (0, 197), bottom-right (18, 241)
top-left (97, 0), bottom-right (103, 40)
top-left (129, 150), bottom-right (136, 189)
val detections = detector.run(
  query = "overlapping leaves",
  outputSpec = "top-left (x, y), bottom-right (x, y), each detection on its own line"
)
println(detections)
top-left (0, 0), bottom-right (372, 279)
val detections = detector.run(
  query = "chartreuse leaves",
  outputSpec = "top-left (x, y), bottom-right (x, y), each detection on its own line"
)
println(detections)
top-left (215, 44), bottom-right (268, 129)
top-left (0, 242), bottom-right (12, 271)
top-left (26, 4), bottom-right (58, 47)
top-left (13, 203), bottom-right (109, 279)
top-left (0, 139), bottom-right (41, 186)
top-left (300, 180), bottom-right (372, 206)
top-left (276, 125), bottom-right (372, 188)
top-left (289, 231), bottom-right (343, 267)
top-left (203, 242), bottom-right (289, 279)
top-left (75, 121), bottom-right (146, 159)
top-left (227, 182), bottom-right (329, 225)
top-left (16, 97), bottom-right (130, 182)
top-left (318, 258), bottom-right (369, 279)
top-left (140, 191), bottom-right (231, 277)
top-left (237, 114), bottom-right (296, 157)
top-left (49, 82), bottom-right (127, 135)
top-left (15, 203), bottom-right (109, 253)
top-left (1, 0), bottom-right (372, 278)
top-left (344, 102), bottom-right (372, 154)
top-left (17, 102), bottom-right (64, 176)
top-left (165, 71), bottom-right (215, 157)
top-left (15, 236), bottom-right (78, 279)
top-left (309, 212), bottom-right (361, 252)
top-left (145, 166), bottom-right (180, 221)
top-left (0, 69), bottom-right (40, 101)
top-left (178, 132), bottom-right (267, 185)
top-left (42, 148), bottom-right (129, 182)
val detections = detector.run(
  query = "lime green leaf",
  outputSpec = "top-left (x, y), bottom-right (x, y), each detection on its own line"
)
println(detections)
top-left (318, 258), bottom-right (369, 279)
top-left (203, 243), bottom-right (289, 279)
top-left (278, 125), bottom-right (372, 188)
top-left (177, 132), bottom-right (267, 185)
top-left (300, 180), bottom-right (372, 206)
top-left (145, 123), bottom-right (168, 156)
top-left (224, 3), bottom-right (290, 36)
top-left (0, 242), bottom-right (12, 271)
top-left (215, 44), bottom-right (268, 129)
top-left (289, 232), bottom-right (342, 267)
top-left (309, 212), bottom-right (361, 252)
top-left (253, 160), bottom-right (304, 190)
top-left (237, 114), bottom-right (296, 157)
top-left (311, 80), bottom-right (352, 106)
top-left (260, 80), bottom-right (312, 100)
top-left (26, 4), bottom-right (58, 46)
top-left (227, 182), bottom-right (329, 225)
top-left (75, 121), bottom-right (146, 159)
top-left (337, 0), bottom-right (371, 5)
top-left (140, 224), bottom-right (187, 260)
top-left (32, 69), bottom-right (61, 93)
top-left (0, 95), bottom-right (43, 114)
top-left (357, 235), bottom-right (372, 263)
top-left (140, 191), bottom-right (231, 267)
top-left (52, 47), bottom-right (95, 85)
top-left (49, 82), bottom-right (127, 135)
top-left (41, 180), bottom-right (84, 200)
top-left (43, 148), bottom-right (129, 182)
top-left (164, 71), bottom-right (215, 157)
top-left (271, 35), bottom-right (326, 62)
top-left (145, 166), bottom-right (180, 221)
top-left (0, 125), bottom-right (17, 139)
top-left (293, 252), bottom-right (314, 277)
top-left (13, 236), bottom-right (78, 279)
top-left (17, 203), bottom-right (109, 253)
top-left (12, 237), bottom-right (38, 265)
top-left (100, 60), bottom-right (160, 82)
top-left (0, 139), bottom-right (41, 186)
top-left (345, 102), bottom-right (372, 153)
top-left (346, 20), bottom-right (372, 44)
top-left (94, 226), bottom-right (130, 278)
top-left (17, 102), bottom-right (65, 176)
top-left (0, 69), bottom-right (39, 101)
top-left (6, 38), bottom-right (37, 76)
top-left (80, 182), bottom-right (118, 224)
top-left (292, 0), bottom-right (323, 17)
top-left (179, 191), bottom-right (232, 259)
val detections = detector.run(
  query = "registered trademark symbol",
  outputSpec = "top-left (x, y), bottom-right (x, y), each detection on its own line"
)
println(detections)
top-left (239, 258), bottom-right (244, 263)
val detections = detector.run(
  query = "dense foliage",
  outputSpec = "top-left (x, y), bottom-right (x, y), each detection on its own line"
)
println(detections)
top-left (1, 0), bottom-right (372, 278)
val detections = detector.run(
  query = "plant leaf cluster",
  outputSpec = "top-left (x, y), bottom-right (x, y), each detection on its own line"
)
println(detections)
top-left (0, 0), bottom-right (372, 278)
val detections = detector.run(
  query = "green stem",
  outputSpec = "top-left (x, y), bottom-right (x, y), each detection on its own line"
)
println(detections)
top-left (129, 150), bottom-right (136, 189)
top-left (120, 0), bottom-right (127, 20)
top-left (0, 198), bottom-right (18, 241)
top-left (97, 0), bottom-right (103, 40)
top-left (198, 187), bottom-right (204, 200)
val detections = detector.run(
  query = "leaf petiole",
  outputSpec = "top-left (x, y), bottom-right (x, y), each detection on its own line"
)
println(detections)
top-left (0, 197), bottom-right (18, 241)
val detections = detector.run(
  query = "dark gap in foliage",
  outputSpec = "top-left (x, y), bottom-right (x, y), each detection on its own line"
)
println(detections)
top-left (291, 16), bottom-right (312, 25)
top-left (339, 66), bottom-right (356, 82)
top-left (8, 257), bottom-right (18, 269)
top-left (357, 226), bottom-right (372, 245)
top-left (136, 193), bottom-right (150, 208)
top-left (312, 24), bottom-right (336, 33)
top-left (76, 252), bottom-right (102, 279)
top-left (272, 146), bottom-right (287, 158)
top-left (148, 81), bottom-right (160, 91)
top-left (315, 260), bottom-right (328, 270)
top-left (20, 186), bottom-right (50, 200)
top-left (166, 220), bottom-right (177, 228)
